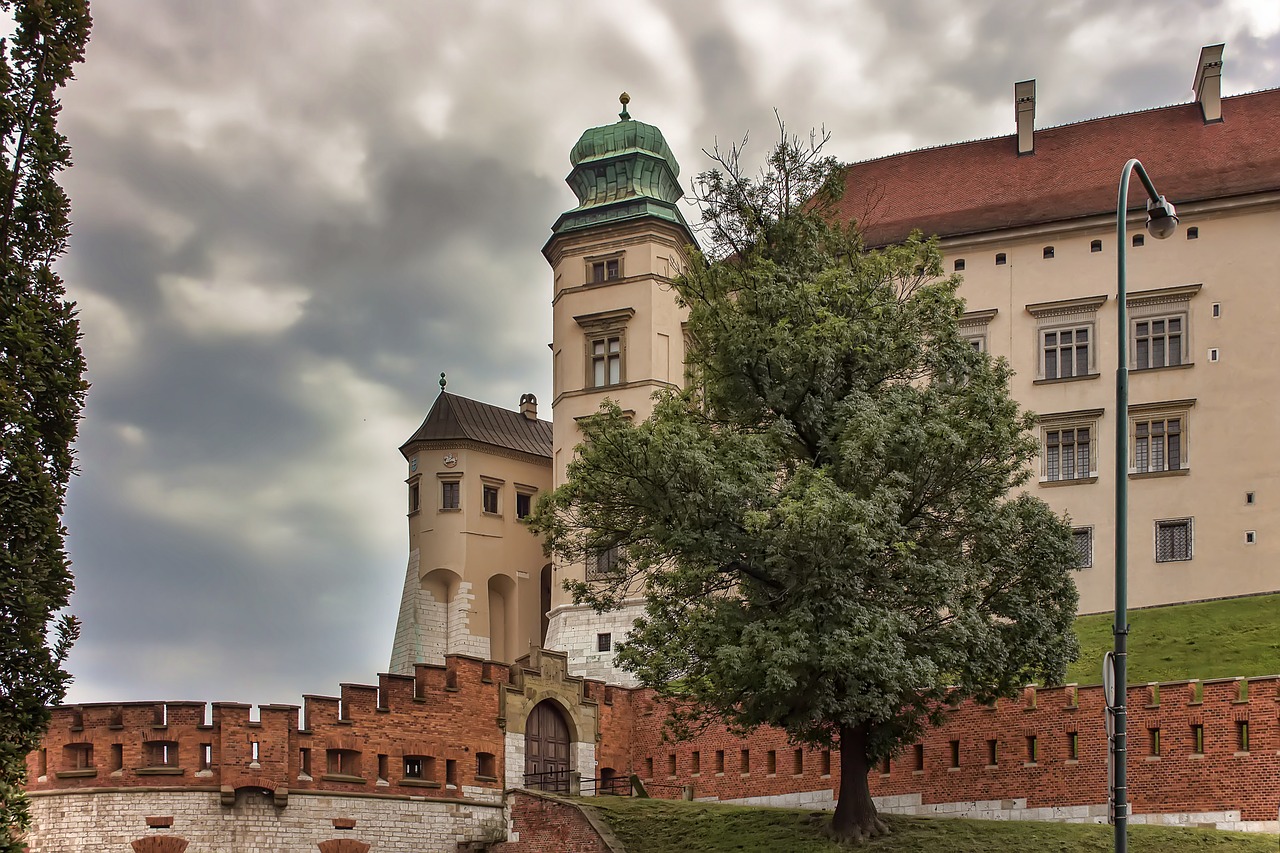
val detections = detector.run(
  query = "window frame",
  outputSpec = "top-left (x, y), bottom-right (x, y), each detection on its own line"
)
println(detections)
top-left (480, 476), bottom-right (504, 517)
top-left (960, 308), bottom-right (997, 355)
top-left (1026, 295), bottom-right (1106, 383)
top-left (1154, 517), bottom-right (1193, 563)
top-left (439, 475), bottom-right (462, 512)
top-left (1128, 284), bottom-right (1200, 371)
top-left (1129, 400), bottom-right (1194, 476)
top-left (586, 253), bottom-right (624, 285)
top-left (586, 544), bottom-right (622, 581)
top-left (1038, 409), bottom-right (1102, 485)
top-left (1072, 527), bottom-right (1094, 569)
top-left (575, 308), bottom-right (635, 391)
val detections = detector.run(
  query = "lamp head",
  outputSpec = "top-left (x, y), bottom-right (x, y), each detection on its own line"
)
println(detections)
top-left (1146, 195), bottom-right (1178, 239)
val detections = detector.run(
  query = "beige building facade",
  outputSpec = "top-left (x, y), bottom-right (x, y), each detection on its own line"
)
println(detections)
top-left (392, 47), bottom-right (1280, 683)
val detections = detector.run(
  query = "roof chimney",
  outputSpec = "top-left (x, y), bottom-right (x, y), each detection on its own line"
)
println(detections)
top-left (1015, 79), bottom-right (1036, 155)
top-left (519, 393), bottom-right (538, 420)
top-left (1193, 43), bottom-right (1224, 124)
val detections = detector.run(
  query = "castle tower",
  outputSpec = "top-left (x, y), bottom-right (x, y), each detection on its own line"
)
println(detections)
top-left (542, 95), bottom-right (698, 684)
top-left (388, 376), bottom-right (553, 674)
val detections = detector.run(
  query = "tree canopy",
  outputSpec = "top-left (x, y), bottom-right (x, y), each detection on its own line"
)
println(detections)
top-left (0, 1), bottom-right (91, 848)
top-left (530, 130), bottom-right (1079, 842)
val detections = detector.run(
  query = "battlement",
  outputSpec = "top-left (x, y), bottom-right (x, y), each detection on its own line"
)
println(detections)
top-left (28, 655), bottom-right (518, 803)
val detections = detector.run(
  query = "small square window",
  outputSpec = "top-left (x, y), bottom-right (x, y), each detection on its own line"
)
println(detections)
top-left (995, 253), bottom-right (1006, 265)
top-left (1187, 226), bottom-right (1199, 240)
top-left (1211, 302), bottom-right (1221, 318)
top-left (1090, 239), bottom-right (1102, 252)
top-left (597, 632), bottom-right (612, 652)
top-left (483, 484), bottom-right (499, 514)
top-left (1245, 492), bottom-right (1255, 505)
top-left (1208, 348), bottom-right (1219, 362)
top-left (1132, 234), bottom-right (1145, 247)
top-left (1245, 530), bottom-right (1256, 545)
top-left (1155, 518), bottom-right (1193, 562)
top-left (586, 545), bottom-right (621, 580)
top-left (441, 481), bottom-right (460, 510)
top-left (1043, 246), bottom-right (1054, 259)
top-left (953, 259), bottom-right (965, 271)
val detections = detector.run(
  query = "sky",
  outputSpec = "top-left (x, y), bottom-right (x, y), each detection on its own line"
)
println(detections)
top-left (53, 1), bottom-right (1279, 707)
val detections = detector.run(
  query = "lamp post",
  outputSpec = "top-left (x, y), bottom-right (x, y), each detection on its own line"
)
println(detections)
top-left (1111, 159), bottom-right (1178, 853)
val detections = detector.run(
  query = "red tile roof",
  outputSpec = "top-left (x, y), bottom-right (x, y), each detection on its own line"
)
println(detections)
top-left (836, 89), bottom-right (1280, 247)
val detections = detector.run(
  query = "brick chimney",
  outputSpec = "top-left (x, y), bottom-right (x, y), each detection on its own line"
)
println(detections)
top-left (1194, 43), bottom-right (1224, 124)
top-left (1015, 79), bottom-right (1036, 155)
top-left (519, 393), bottom-right (538, 420)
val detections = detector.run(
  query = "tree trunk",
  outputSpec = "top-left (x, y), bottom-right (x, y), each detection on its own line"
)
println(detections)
top-left (829, 724), bottom-right (889, 842)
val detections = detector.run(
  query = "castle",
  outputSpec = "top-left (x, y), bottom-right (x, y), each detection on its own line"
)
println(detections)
top-left (23, 44), bottom-right (1280, 851)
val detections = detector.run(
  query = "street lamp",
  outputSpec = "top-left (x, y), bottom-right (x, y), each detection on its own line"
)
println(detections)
top-left (1111, 159), bottom-right (1177, 853)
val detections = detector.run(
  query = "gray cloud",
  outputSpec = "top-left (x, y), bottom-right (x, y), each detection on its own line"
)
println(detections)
top-left (55, 0), bottom-right (1278, 705)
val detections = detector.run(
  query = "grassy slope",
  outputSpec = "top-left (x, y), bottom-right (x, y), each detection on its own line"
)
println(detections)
top-left (1066, 593), bottom-right (1280, 685)
top-left (587, 798), bottom-right (1277, 852)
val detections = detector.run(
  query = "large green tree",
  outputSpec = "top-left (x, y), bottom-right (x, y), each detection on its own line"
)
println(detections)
top-left (0, 0), bottom-right (91, 848)
top-left (531, 132), bottom-right (1079, 842)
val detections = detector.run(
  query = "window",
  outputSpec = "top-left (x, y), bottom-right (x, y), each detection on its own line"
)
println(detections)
top-left (477, 752), bottom-right (496, 779)
top-left (820, 750), bottom-right (831, 776)
top-left (767, 750), bottom-right (777, 775)
top-left (597, 632), bottom-right (612, 652)
top-left (1091, 239), bottom-right (1102, 252)
top-left (63, 743), bottom-right (93, 770)
top-left (1028, 296), bottom-right (1105, 381)
top-left (1043, 326), bottom-right (1090, 379)
top-left (1026, 735), bottom-right (1038, 763)
top-left (714, 750), bottom-right (725, 774)
top-left (986, 739), bottom-right (998, 766)
top-left (953, 259), bottom-right (965, 271)
top-left (1072, 527), bottom-right (1093, 568)
top-left (586, 545), bottom-right (621, 580)
top-left (590, 257), bottom-right (621, 283)
top-left (949, 740), bottom-right (960, 768)
top-left (667, 754), bottom-right (676, 776)
top-left (576, 308), bottom-right (634, 391)
top-left (1135, 417), bottom-right (1182, 473)
top-left (1149, 728), bottom-right (1161, 756)
top-left (1043, 246), bottom-right (1054, 259)
top-left (1191, 724), bottom-right (1204, 754)
top-left (516, 491), bottom-right (533, 519)
top-left (1245, 530), bottom-right (1256, 545)
top-left (143, 741), bottom-right (179, 768)
top-left (793, 749), bottom-right (804, 775)
top-left (995, 253), bottom-right (1006, 265)
top-left (1045, 426), bottom-right (1092, 481)
top-left (446, 758), bottom-right (458, 787)
top-left (1187, 226), bottom-right (1199, 239)
top-left (110, 743), bottom-right (124, 772)
top-left (1067, 731), bottom-right (1079, 760)
top-left (408, 480), bottom-right (420, 514)
top-left (326, 749), bottom-right (361, 778)
top-left (913, 744), bottom-right (924, 771)
top-left (377, 753), bottom-right (388, 782)
top-left (740, 748), bottom-right (750, 774)
top-left (1212, 302), bottom-right (1220, 318)
top-left (1155, 518), bottom-right (1193, 562)
top-left (591, 336), bottom-right (622, 387)
top-left (960, 308), bottom-right (996, 355)
top-left (691, 751), bottom-right (701, 775)
top-left (441, 480), bottom-right (460, 511)
top-left (1132, 234), bottom-right (1145, 247)
top-left (482, 484), bottom-right (499, 514)
top-left (199, 743), bottom-right (212, 770)
top-left (1134, 316), bottom-right (1183, 369)
top-left (1237, 721), bottom-right (1249, 752)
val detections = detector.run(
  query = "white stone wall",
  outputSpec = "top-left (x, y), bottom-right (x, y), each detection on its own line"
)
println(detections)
top-left (504, 731), bottom-right (525, 791)
top-left (715, 789), bottom-right (1280, 833)
top-left (388, 549), bottom-right (423, 675)
top-left (544, 601), bottom-right (646, 686)
top-left (448, 580), bottom-right (490, 660)
top-left (25, 788), bottom-right (507, 853)
top-left (574, 742), bottom-right (597, 797)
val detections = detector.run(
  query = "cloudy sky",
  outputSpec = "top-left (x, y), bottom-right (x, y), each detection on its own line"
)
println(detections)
top-left (53, 1), bottom-right (1279, 706)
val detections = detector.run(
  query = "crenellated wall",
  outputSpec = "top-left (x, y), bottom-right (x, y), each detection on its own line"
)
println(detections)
top-left (25, 661), bottom-right (1280, 849)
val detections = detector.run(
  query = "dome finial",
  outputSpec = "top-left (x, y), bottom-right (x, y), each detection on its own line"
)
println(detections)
top-left (439, 372), bottom-right (447, 392)
top-left (618, 91), bottom-right (631, 121)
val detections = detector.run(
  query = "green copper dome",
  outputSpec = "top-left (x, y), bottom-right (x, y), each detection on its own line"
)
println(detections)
top-left (549, 95), bottom-right (690, 237)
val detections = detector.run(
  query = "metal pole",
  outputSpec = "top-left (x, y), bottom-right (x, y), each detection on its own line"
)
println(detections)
top-left (1113, 158), bottom-right (1166, 853)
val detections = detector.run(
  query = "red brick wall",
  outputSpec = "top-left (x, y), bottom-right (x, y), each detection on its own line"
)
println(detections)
top-left (27, 656), bottom-right (1280, 825)
top-left (492, 790), bottom-right (612, 852)
top-left (627, 677), bottom-right (1280, 822)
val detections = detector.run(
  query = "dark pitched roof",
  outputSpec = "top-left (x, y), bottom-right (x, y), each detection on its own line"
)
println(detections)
top-left (401, 392), bottom-right (552, 459)
top-left (835, 89), bottom-right (1280, 247)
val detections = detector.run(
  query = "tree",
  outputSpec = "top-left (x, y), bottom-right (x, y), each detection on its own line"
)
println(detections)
top-left (530, 129), bottom-right (1079, 842)
top-left (0, 1), bottom-right (91, 847)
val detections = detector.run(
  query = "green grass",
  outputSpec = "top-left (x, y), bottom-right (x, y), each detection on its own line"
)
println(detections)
top-left (586, 797), bottom-right (1277, 852)
top-left (1066, 593), bottom-right (1280, 685)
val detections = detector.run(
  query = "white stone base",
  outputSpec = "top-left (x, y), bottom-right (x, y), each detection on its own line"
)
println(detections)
top-left (543, 600), bottom-right (646, 686)
top-left (26, 788), bottom-right (507, 852)
top-left (715, 789), bottom-right (1277, 833)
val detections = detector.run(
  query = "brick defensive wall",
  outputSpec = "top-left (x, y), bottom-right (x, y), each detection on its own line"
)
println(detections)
top-left (25, 659), bottom-right (1280, 846)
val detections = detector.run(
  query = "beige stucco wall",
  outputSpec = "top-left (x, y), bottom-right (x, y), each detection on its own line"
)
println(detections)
top-left (942, 196), bottom-right (1280, 613)
top-left (390, 441), bottom-right (552, 673)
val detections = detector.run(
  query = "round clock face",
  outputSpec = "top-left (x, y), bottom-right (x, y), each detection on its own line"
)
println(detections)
top-left (443, 453), bottom-right (458, 468)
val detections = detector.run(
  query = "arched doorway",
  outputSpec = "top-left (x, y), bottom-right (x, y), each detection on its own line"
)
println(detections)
top-left (525, 700), bottom-right (571, 791)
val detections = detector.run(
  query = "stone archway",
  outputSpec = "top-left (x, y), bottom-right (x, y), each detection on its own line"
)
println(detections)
top-left (525, 699), bottom-right (572, 791)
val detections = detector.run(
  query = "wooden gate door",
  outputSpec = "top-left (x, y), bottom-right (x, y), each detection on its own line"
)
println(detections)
top-left (525, 700), bottom-right (571, 791)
